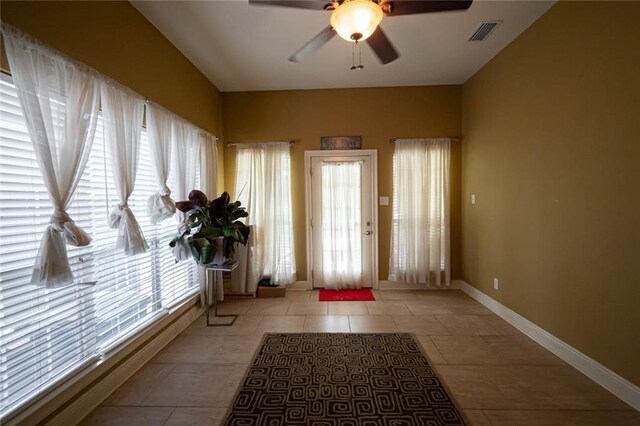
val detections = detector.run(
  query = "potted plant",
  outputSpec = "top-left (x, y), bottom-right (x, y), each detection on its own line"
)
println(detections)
top-left (169, 190), bottom-right (250, 265)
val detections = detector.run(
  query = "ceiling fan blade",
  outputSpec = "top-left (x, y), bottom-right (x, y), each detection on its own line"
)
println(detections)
top-left (366, 27), bottom-right (399, 64)
top-left (289, 26), bottom-right (336, 63)
top-left (381, 0), bottom-right (473, 16)
top-left (248, 0), bottom-right (329, 10)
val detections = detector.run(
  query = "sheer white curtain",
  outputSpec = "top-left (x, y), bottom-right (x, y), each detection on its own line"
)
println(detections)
top-left (389, 138), bottom-right (451, 287)
top-left (198, 132), bottom-right (222, 303)
top-left (172, 119), bottom-right (200, 206)
top-left (3, 28), bottom-right (100, 287)
top-left (235, 143), bottom-right (296, 287)
top-left (146, 104), bottom-right (175, 224)
top-left (322, 161), bottom-right (363, 290)
top-left (200, 132), bottom-right (218, 200)
top-left (100, 82), bottom-right (148, 255)
top-left (171, 119), bottom-right (200, 261)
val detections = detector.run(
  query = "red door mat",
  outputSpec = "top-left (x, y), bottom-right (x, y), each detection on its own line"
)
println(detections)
top-left (319, 289), bottom-right (376, 302)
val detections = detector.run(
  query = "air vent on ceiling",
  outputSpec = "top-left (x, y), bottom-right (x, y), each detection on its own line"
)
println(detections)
top-left (468, 21), bottom-right (502, 41)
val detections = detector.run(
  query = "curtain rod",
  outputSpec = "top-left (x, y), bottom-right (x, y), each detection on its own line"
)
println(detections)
top-left (143, 97), bottom-right (219, 142)
top-left (390, 137), bottom-right (459, 143)
top-left (226, 140), bottom-right (295, 148)
top-left (2, 59), bottom-right (220, 143)
top-left (1, 24), bottom-right (221, 143)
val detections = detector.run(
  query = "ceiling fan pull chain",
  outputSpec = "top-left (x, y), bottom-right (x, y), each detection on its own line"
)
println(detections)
top-left (350, 40), bottom-right (357, 70)
top-left (351, 40), bottom-right (364, 70)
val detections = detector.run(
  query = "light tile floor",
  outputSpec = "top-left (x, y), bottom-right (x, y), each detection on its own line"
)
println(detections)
top-left (82, 290), bottom-right (639, 425)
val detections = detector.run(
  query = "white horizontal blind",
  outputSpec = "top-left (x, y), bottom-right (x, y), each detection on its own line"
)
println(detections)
top-left (391, 153), bottom-right (403, 269)
top-left (235, 144), bottom-right (296, 284)
top-left (393, 152), bottom-right (447, 272)
top-left (0, 73), bottom-right (198, 419)
top-left (0, 72), bottom-right (98, 416)
top-left (152, 123), bottom-right (200, 311)
top-left (390, 144), bottom-right (449, 281)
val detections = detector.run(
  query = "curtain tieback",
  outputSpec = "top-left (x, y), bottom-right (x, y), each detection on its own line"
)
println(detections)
top-left (50, 209), bottom-right (72, 230)
top-left (147, 186), bottom-right (176, 224)
top-left (158, 185), bottom-right (171, 197)
top-left (49, 208), bottom-right (92, 247)
top-left (108, 201), bottom-right (131, 229)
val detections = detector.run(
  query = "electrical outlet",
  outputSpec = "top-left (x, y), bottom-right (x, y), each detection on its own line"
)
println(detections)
top-left (493, 277), bottom-right (499, 290)
top-left (471, 194), bottom-right (476, 204)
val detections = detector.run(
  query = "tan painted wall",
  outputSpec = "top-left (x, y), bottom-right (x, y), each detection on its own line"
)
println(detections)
top-left (223, 86), bottom-right (462, 281)
top-left (462, 1), bottom-right (640, 386)
top-left (0, 0), bottom-right (225, 189)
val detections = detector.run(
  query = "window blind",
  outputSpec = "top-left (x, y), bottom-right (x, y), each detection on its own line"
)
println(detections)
top-left (235, 144), bottom-right (296, 284)
top-left (391, 153), bottom-right (447, 271)
top-left (0, 73), bottom-right (199, 419)
top-left (390, 141), bottom-right (449, 284)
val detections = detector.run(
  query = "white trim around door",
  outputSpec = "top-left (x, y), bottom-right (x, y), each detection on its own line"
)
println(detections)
top-left (304, 150), bottom-right (379, 290)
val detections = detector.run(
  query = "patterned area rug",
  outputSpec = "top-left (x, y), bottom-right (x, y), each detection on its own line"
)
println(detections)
top-left (224, 333), bottom-right (465, 425)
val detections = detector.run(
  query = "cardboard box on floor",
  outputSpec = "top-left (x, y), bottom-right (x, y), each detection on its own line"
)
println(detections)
top-left (257, 285), bottom-right (285, 298)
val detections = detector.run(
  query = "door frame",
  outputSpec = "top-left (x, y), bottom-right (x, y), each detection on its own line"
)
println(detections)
top-left (304, 150), bottom-right (379, 290)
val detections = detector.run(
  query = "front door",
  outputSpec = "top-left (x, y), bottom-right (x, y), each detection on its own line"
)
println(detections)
top-left (309, 153), bottom-right (375, 289)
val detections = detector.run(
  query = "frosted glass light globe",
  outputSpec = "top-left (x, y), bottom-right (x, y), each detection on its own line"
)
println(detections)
top-left (330, 0), bottom-right (384, 42)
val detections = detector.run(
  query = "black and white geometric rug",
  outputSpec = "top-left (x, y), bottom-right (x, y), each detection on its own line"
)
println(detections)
top-left (224, 333), bottom-right (465, 425)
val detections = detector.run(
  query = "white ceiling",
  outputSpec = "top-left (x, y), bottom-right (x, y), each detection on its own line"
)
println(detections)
top-left (132, 0), bottom-right (555, 92)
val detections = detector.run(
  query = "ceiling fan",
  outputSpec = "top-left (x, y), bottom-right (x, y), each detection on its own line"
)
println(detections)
top-left (249, 0), bottom-right (473, 65)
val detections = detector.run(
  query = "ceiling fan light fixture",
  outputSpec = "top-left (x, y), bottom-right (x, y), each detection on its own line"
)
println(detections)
top-left (330, 0), bottom-right (383, 42)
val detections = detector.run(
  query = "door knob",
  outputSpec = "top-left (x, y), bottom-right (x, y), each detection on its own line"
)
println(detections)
top-left (363, 230), bottom-right (372, 235)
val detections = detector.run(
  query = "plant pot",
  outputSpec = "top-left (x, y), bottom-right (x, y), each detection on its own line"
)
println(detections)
top-left (212, 237), bottom-right (225, 265)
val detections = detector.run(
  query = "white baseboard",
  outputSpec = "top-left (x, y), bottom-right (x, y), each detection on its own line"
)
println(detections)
top-left (459, 281), bottom-right (640, 412)
top-left (288, 280), bottom-right (462, 291)
top-left (378, 280), bottom-right (461, 290)
top-left (7, 297), bottom-right (203, 426)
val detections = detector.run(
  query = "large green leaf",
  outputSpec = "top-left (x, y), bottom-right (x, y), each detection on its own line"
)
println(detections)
top-left (201, 226), bottom-right (223, 239)
top-left (200, 244), bottom-right (214, 265)
top-left (221, 224), bottom-right (237, 238)
top-left (189, 237), bottom-right (214, 265)
top-left (230, 209), bottom-right (248, 220)
top-left (189, 243), bottom-right (201, 263)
